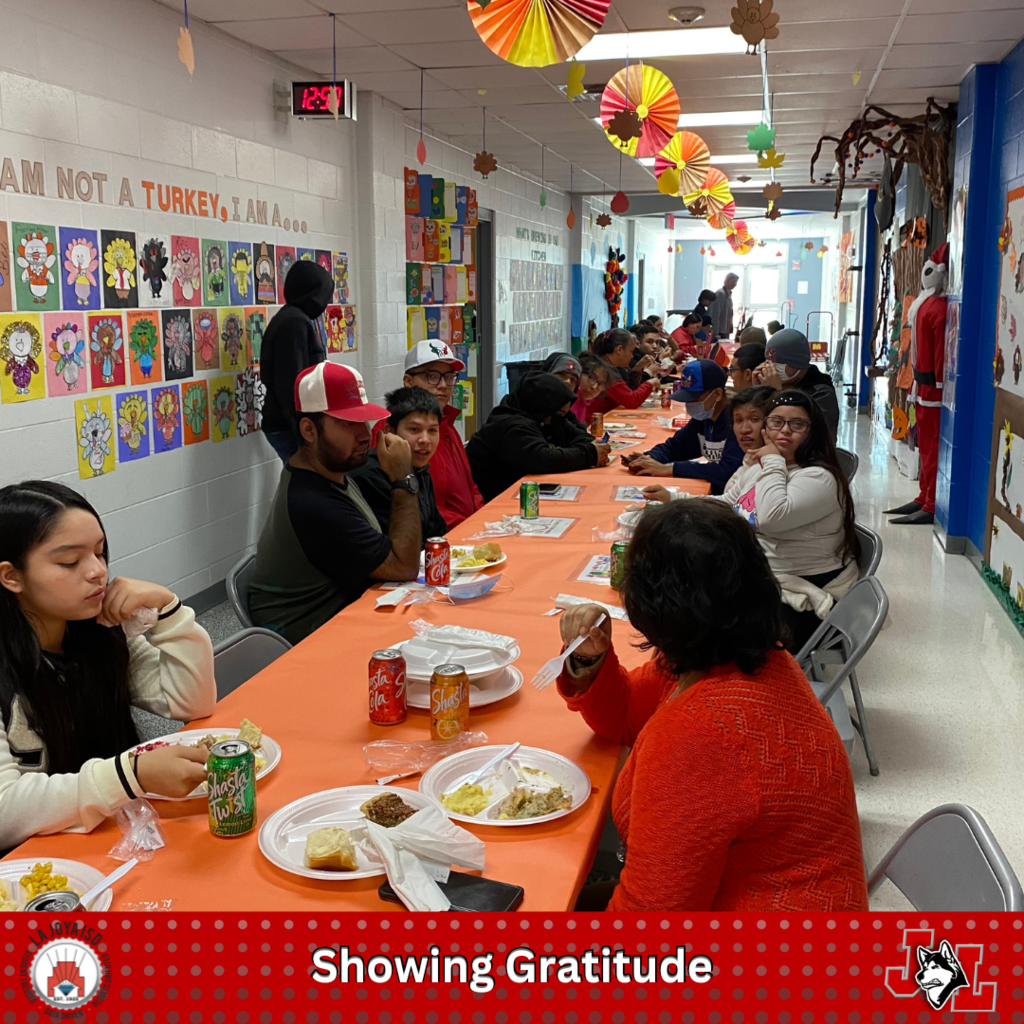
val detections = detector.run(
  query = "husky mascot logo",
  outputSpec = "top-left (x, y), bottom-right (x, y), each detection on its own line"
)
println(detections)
top-left (915, 941), bottom-right (969, 1009)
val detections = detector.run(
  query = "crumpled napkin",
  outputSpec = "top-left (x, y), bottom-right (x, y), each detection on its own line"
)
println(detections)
top-left (358, 804), bottom-right (485, 912)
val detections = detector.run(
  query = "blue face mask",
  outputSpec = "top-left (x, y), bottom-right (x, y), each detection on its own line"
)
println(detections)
top-left (685, 399), bottom-right (713, 420)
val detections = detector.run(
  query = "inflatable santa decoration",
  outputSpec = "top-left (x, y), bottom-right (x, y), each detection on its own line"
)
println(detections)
top-left (886, 241), bottom-right (949, 524)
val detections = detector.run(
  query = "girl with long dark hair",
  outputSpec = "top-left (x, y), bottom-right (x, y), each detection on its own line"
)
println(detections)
top-left (0, 481), bottom-right (216, 850)
top-left (588, 329), bottom-right (654, 413)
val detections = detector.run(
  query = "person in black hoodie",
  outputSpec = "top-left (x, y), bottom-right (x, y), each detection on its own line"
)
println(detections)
top-left (467, 373), bottom-right (609, 502)
top-left (260, 261), bottom-right (335, 462)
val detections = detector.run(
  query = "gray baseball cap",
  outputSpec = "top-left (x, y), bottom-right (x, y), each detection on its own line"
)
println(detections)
top-left (764, 328), bottom-right (811, 370)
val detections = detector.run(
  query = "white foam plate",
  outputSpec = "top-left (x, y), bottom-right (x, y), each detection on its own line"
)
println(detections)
top-left (419, 745), bottom-right (591, 827)
top-left (393, 638), bottom-right (520, 682)
top-left (127, 728), bottom-right (281, 802)
top-left (0, 859), bottom-right (112, 912)
top-left (449, 547), bottom-right (508, 575)
top-left (406, 665), bottom-right (523, 709)
top-left (257, 786), bottom-right (436, 881)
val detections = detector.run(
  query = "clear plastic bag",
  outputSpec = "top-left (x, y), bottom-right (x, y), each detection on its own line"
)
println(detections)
top-left (591, 523), bottom-right (630, 543)
top-left (408, 619), bottom-right (518, 653)
top-left (121, 900), bottom-right (175, 911)
top-left (109, 799), bottom-right (167, 862)
top-left (364, 731), bottom-right (489, 780)
top-left (464, 514), bottom-right (561, 540)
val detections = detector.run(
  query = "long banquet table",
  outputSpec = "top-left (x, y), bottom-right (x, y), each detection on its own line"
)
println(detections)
top-left (8, 406), bottom-right (710, 911)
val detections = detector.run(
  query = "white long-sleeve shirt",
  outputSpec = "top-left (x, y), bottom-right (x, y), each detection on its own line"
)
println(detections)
top-left (0, 601), bottom-right (216, 850)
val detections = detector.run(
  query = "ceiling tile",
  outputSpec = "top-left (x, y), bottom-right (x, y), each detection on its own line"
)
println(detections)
top-left (885, 40), bottom-right (1012, 68)
top-left (277, 46), bottom-right (416, 75)
top-left (336, 8), bottom-right (480, 45)
top-left (389, 41), bottom-right (504, 67)
top-left (153, 0), bottom-right (321, 20)
top-left (898, 10), bottom-right (1024, 45)
top-left (216, 16), bottom-right (374, 51)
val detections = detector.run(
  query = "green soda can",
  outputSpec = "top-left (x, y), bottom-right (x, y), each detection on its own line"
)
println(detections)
top-left (610, 540), bottom-right (629, 590)
top-left (207, 739), bottom-right (257, 837)
top-left (520, 480), bottom-right (540, 519)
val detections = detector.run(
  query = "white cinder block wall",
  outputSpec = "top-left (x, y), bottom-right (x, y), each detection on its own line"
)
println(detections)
top-left (0, 0), bottom-right (360, 601)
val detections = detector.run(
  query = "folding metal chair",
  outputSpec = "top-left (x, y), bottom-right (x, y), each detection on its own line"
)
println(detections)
top-left (213, 627), bottom-right (292, 701)
top-left (794, 576), bottom-right (889, 776)
top-left (226, 553), bottom-right (256, 628)
top-left (854, 523), bottom-right (882, 579)
top-left (131, 706), bottom-right (184, 742)
top-left (868, 803), bottom-right (1024, 911)
top-left (836, 447), bottom-right (859, 482)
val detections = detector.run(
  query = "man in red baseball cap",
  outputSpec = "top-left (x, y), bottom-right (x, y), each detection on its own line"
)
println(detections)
top-left (249, 362), bottom-right (423, 644)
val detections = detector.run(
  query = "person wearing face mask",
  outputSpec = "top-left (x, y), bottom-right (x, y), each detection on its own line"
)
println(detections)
top-left (623, 360), bottom-right (743, 494)
top-left (753, 329), bottom-right (840, 441)
top-left (466, 373), bottom-right (610, 502)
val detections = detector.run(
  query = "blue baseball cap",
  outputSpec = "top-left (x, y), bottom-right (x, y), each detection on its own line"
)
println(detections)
top-left (671, 359), bottom-right (727, 401)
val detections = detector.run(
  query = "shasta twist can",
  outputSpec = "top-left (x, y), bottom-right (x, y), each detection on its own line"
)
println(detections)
top-left (610, 540), bottom-right (629, 591)
top-left (430, 663), bottom-right (469, 741)
top-left (424, 536), bottom-right (451, 586)
top-left (519, 480), bottom-right (540, 519)
top-left (369, 649), bottom-right (407, 725)
top-left (207, 739), bottom-right (256, 837)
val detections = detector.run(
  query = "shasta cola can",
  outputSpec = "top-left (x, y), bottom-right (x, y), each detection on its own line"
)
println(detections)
top-left (425, 537), bottom-right (451, 586)
top-left (660, 387), bottom-right (672, 409)
top-left (369, 649), bottom-right (407, 725)
top-left (207, 739), bottom-right (256, 837)
top-left (430, 663), bottom-right (469, 741)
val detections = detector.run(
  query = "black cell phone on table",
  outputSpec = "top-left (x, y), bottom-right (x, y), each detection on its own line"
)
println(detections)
top-left (378, 872), bottom-right (524, 912)
top-left (539, 483), bottom-right (561, 494)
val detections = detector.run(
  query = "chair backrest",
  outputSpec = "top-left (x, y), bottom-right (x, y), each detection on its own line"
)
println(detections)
top-left (795, 577), bottom-right (889, 705)
top-left (227, 554), bottom-right (256, 629)
top-left (854, 523), bottom-right (882, 578)
top-left (213, 627), bottom-right (291, 700)
top-left (868, 803), bottom-right (1024, 911)
top-left (836, 447), bottom-right (859, 482)
top-left (503, 359), bottom-right (547, 395)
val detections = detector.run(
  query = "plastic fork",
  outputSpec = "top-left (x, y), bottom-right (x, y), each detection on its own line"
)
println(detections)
top-left (531, 613), bottom-right (607, 691)
top-left (441, 742), bottom-right (521, 798)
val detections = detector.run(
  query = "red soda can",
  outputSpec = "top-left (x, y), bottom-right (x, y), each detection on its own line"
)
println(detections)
top-left (369, 649), bottom-right (407, 725)
top-left (425, 536), bottom-right (451, 586)
top-left (660, 386), bottom-right (672, 409)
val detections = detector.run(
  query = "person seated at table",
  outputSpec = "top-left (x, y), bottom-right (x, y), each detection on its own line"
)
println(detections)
top-left (0, 480), bottom-right (217, 851)
top-left (728, 341), bottom-right (767, 392)
top-left (350, 386), bottom-right (448, 543)
top-left (557, 500), bottom-right (868, 912)
top-left (766, 319), bottom-right (784, 336)
top-left (753, 328), bottom-right (840, 441)
top-left (630, 323), bottom-right (660, 379)
top-left (250, 363), bottom-right (422, 645)
top-left (467, 373), bottom-right (610, 502)
top-left (587, 330), bottom-right (655, 414)
top-left (623, 360), bottom-right (743, 495)
top-left (569, 351), bottom-right (616, 426)
top-left (737, 325), bottom-right (767, 348)
top-left (541, 352), bottom-right (608, 441)
top-left (672, 314), bottom-right (708, 360)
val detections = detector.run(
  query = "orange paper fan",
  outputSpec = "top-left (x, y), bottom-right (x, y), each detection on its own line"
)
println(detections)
top-left (600, 65), bottom-right (680, 158)
top-left (707, 201), bottom-right (736, 231)
top-left (654, 132), bottom-right (711, 197)
top-left (469, 0), bottom-right (611, 67)
top-left (683, 167), bottom-right (733, 219)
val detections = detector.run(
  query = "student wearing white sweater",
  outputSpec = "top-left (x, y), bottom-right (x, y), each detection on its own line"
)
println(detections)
top-left (0, 481), bottom-right (216, 851)
top-left (644, 389), bottom-right (859, 651)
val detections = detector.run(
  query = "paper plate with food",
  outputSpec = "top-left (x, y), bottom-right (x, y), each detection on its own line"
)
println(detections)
top-left (0, 859), bottom-right (112, 912)
top-left (420, 745), bottom-right (590, 827)
top-left (449, 542), bottom-right (506, 574)
top-left (257, 787), bottom-right (435, 881)
top-left (128, 718), bottom-right (281, 802)
top-left (405, 665), bottom-right (524, 710)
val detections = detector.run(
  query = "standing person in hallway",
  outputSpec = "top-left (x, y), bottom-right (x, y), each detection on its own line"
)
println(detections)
top-left (588, 329), bottom-right (654, 413)
top-left (709, 274), bottom-right (738, 340)
top-left (693, 289), bottom-right (717, 323)
top-left (259, 260), bottom-right (335, 463)
top-left (399, 341), bottom-right (484, 530)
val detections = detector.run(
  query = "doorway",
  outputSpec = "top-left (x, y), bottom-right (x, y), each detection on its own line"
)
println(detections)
top-left (472, 218), bottom-right (495, 434)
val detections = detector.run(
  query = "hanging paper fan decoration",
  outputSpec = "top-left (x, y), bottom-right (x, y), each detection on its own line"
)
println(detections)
top-left (683, 167), bottom-right (733, 219)
top-left (727, 219), bottom-right (755, 255)
top-left (654, 132), bottom-right (711, 197)
top-left (469, 0), bottom-right (612, 68)
top-left (600, 65), bottom-right (680, 158)
top-left (707, 201), bottom-right (736, 231)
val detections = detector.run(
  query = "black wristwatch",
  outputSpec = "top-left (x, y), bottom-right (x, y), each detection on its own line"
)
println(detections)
top-left (391, 473), bottom-right (420, 495)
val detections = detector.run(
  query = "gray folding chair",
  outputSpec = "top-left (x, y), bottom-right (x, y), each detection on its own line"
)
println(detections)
top-left (227, 553), bottom-right (256, 628)
top-left (854, 523), bottom-right (882, 579)
top-left (131, 705), bottom-right (184, 742)
top-left (836, 447), bottom-right (859, 482)
top-left (213, 627), bottom-right (291, 700)
top-left (868, 803), bottom-right (1024, 911)
top-left (794, 576), bottom-right (889, 776)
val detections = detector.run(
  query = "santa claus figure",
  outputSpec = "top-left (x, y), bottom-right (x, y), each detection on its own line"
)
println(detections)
top-left (886, 241), bottom-right (949, 525)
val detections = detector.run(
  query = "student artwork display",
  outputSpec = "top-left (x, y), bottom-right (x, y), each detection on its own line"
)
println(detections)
top-left (235, 366), bottom-right (265, 435)
top-left (244, 308), bottom-right (266, 365)
top-left (209, 375), bottom-right (237, 442)
top-left (14, 224), bottom-right (59, 310)
top-left (254, 243), bottom-right (276, 305)
top-left (88, 313), bottom-right (126, 389)
top-left (44, 315), bottom-right (88, 397)
top-left (116, 390), bottom-right (149, 463)
top-left (59, 229), bottom-right (101, 310)
top-left (276, 246), bottom-right (296, 303)
top-left (138, 236), bottom-right (171, 306)
top-left (995, 188), bottom-right (1024, 399)
top-left (151, 384), bottom-right (182, 453)
top-left (315, 249), bottom-right (332, 279)
top-left (170, 235), bottom-right (201, 306)
top-left (297, 247), bottom-right (314, 262)
top-left (125, 310), bottom-right (162, 385)
top-left (75, 395), bottom-right (115, 478)
top-left (333, 252), bottom-right (349, 302)
top-left (182, 379), bottom-right (210, 444)
top-left (161, 309), bottom-right (193, 380)
top-left (0, 314), bottom-right (45, 403)
top-left (101, 231), bottom-right (138, 308)
top-left (229, 243), bottom-right (254, 305)
top-left (201, 239), bottom-right (229, 306)
top-left (219, 307), bottom-right (246, 371)
top-left (0, 223), bottom-right (12, 312)
top-left (191, 309), bottom-right (220, 370)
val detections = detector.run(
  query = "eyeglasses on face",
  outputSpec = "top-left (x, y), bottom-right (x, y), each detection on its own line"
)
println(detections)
top-left (413, 370), bottom-right (458, 386)
top-left (765, 415), bottom-right (811, 434)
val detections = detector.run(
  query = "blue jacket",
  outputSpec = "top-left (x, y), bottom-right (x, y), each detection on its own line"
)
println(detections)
top-left (647, 410), bottom-right (743, 494)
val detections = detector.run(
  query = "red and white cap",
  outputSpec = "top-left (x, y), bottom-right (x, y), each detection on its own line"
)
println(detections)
top-left (404, 340), bottom-right (465, 373)
top-left (294, 362), bottom-right (387, 424)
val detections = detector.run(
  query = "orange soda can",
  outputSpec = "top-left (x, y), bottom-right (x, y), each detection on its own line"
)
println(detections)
top-left (589, 412), bottom-right (604, 438)
top-left (430, 663), bottom-right (469, 741)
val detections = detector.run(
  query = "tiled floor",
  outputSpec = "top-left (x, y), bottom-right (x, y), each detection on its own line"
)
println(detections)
top-left (196, 600), bottom-right (244, 646)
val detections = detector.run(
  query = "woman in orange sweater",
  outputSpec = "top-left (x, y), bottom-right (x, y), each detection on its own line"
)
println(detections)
top-left (558, 500), bottom-right (868, 912)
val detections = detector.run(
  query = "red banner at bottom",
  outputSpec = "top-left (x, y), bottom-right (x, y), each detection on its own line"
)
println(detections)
top-left (3, 912), bottom-right (1021, 1020)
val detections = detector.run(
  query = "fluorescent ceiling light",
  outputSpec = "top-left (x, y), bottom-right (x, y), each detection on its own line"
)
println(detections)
top-left (728, 179), bottom-right (771, 188)
top-left (573, 28), bottom-right (747, 62)
top-left (638, 153), bottom-right (757, 167)
top-left (678, 109), bottom-right (762, 127)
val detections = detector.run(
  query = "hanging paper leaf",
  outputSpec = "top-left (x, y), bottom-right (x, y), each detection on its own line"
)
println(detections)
top-left (758, 147), bottom-right (786, 169)
top-left (708, 248), bottom-right (716, 256)
top-left (766, 205), bottom-right (782, 221)
top-left (606, 108), bottom-right (643, 144)
top-left (852, 71), bottom-right (862, 86)
top-left (804, 240), bottom-right (814, 251)
top-left (729, 0), bottom-right (781, 54)
top-left (746, 122), bottom-right (776, 155)
top-left (601, 65), bottom-right (680, 158)
top-left (654, 131), bottom-right (711, 197)
top-left (469, 0), bottom-right (611, 67)
top-left (700, 246), bottom-right (706, 255)
top-left (416, 137), bottom-right (427, 165)
top-left (596, 213), bottom-right (612, 227)
top-left (775, 250), bottom-right (783, 257)
top-left (539, 190), bottom-right (547, 207)
top-left (567, 59), bottom-right (586, 99)
top-left (763, 181), bottom-right (784, 202)
top-left (610, 190), bottom-right (630, 214)
top-left (474, 151), bottom-right (498, 177)
top-left (477, 0), bottom-right (492, 8)
top-left (178, 25), bottom-right (195, 75)
top-left (567, 207), bottom-right (576, 229)
top-left (657, 168), bottom-right (680, 195)
top-left (327, 86), bottom-right (340, 120)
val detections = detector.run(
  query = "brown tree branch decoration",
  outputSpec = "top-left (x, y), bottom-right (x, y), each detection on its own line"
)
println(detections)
top-left (810, 98), bottom-right (954, 220)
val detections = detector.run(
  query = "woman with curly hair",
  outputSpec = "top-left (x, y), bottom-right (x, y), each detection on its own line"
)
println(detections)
top-left (557, 499), bottom-right (868, 913)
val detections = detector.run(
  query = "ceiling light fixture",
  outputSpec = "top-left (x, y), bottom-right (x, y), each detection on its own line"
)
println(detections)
top-left (668, 7), bottom-right (705, 24)
top-left (638, 153), bottom-right (756, 167)
top-left (573, 27), bottom-right (746, 62)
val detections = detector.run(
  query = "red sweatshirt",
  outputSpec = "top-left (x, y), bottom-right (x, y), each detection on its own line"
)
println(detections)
top-left (588, 376), bottom-right (654, 415)
top-left (559, 647), bottom-right (868, 912)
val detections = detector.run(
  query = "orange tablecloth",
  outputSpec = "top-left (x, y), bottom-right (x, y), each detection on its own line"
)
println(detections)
top-left (9, 407), bottom-right (709, 912)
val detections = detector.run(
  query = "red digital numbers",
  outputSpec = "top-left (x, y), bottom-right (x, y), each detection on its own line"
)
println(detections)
top-left (298, 84), bottom-right (340, 112)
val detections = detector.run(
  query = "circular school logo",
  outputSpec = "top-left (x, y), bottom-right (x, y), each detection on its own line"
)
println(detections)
top-left (26, 937), bottom-right (107, 1011)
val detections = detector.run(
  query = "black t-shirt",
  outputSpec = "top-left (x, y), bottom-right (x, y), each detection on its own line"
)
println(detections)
top-left (350, 453), bottom-right (448, 542)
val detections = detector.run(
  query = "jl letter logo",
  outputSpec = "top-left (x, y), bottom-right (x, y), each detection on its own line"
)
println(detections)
top-left (886, 928), bottom-right (996, 1012)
